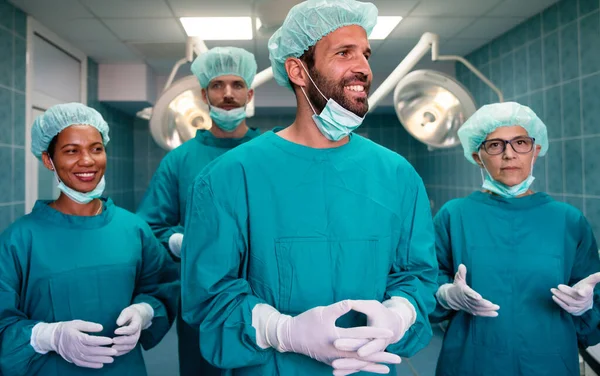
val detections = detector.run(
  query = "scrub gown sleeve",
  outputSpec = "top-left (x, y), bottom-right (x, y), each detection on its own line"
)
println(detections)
top-left (181, 176), bottom-right (272, 369)
top-left (132, 223), bottom-right (180, 350)
top-left (385, 168), bottom-right (439, 356)
top-left (429, 204), bottom-right (457, 324)
top-left (137, 156), bottom-right (185, 254)
top-left (0, 228), bottom-right (45, 376)
top-left (570, 215), bottom-right (600, 347)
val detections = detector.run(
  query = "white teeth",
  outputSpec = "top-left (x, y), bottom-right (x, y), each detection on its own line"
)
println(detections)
top-left (76, 173), bottom-right (94, 177)
top-left (345, 85), bottom-right (364, 92)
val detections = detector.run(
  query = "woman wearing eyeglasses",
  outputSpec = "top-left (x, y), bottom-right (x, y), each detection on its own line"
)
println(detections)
top-left (430, 102), bottom-right (600, 376)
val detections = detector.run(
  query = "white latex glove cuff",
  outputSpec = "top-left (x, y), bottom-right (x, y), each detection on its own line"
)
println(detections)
top-left (382, 296), bottom-right (417, 342)
top-left (251, 303), bottom-right (291, 352)
top-left (435, 283), bottom-right (454, 310)
top-left (168, 233), bottom-right (183, 258)
top-left (131, 303), bottom-right (155, 329)
top-left (31, 322), bottom-right (58, 354)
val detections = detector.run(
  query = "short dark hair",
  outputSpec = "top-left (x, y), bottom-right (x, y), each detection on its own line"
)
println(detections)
top-left (288, 45), bottom-right (316, 89)
top-left (47, 136), bottom-right (58, 159)
top-left (300, 45), bottom-right (316, 70)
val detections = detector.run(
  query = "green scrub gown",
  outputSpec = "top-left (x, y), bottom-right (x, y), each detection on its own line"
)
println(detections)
top-left (431, 191), bottom-right (600, 376)
top-left (137, 128), bottom-right (260, 376)
top-left (0, 198), bottom-right (179, 376)
top-left (181, 131), bottom-right (439, 376)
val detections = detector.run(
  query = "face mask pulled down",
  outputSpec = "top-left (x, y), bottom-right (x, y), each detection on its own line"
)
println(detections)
top-left (478, 150), bottom-right (536, 198)
top-left (299, 64), bottom-right (365, 142)
top-left (49, 159), bottom-right (105, 204)
top-left (207, 95), bottom-right (247, 132)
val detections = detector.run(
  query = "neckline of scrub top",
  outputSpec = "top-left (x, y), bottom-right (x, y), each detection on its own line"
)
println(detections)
top-left (195, 128), bottom-right (260, 149)
top-left (31, 197), bottom-right (115, 229)
top-left (468, 190), bottom-right (554, 210)
top-left (265, 129), bottom-right (361, 161)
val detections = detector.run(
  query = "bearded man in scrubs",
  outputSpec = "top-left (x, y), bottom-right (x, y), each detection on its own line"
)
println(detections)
top-left (181, 1), bottom-right (439, 375)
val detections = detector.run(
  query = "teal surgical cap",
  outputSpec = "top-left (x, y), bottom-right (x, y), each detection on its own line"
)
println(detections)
top-left (31, 102), bottom-right (110, 159)
top-left (191, 46), bottom-right (257, 88)
top-left (457, 101), bottom-right (549, 165)
top-left (268, 0), bottom-right (378, 89)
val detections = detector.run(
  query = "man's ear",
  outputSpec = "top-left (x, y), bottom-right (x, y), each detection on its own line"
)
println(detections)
top-left (286, 58), bottom-right (309, 88)
top-left (201, 88), bottom-right (208, 105)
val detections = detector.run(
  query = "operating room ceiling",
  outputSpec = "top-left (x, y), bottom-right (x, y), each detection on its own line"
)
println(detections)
top-left (9, 0), bottom-right (560, 108)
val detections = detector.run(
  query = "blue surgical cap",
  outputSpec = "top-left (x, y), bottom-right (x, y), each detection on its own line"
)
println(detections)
top-left (268, 0), bottom-right (378, 89)
top-left (191, 47), bottom-right (257, 88)
top-left (31, 103), bottom-right (110, 159)
top-left (457, 102), bottom-right (549, 165)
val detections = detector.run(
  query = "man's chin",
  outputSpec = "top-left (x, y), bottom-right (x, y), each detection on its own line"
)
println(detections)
top-left (346, 102), bottom-right (368, 117)
top-left (340, 95), bottom-right (367, 115)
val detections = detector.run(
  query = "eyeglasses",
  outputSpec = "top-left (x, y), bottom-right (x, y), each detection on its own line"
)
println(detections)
top-left (479, 136), bottom-right (536, 155)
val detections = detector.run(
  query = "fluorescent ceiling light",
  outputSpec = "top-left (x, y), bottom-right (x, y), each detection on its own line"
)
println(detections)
top-left (180, 17), bottom-right (253, 40)
top-left (369, 16), bottom-right (403, 40)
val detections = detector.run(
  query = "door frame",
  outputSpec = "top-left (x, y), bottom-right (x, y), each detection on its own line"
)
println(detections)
top-left (24, 17), bottom-right (88, 212)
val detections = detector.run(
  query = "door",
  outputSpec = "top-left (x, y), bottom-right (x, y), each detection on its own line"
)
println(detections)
top-left (31, 107), bottom-right (59, 201)
top-left (25, 18), bottom-right (87, 211)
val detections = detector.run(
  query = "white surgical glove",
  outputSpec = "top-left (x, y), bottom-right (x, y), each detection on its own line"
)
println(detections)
top-left (331, 357), bottom-right (401, 375)
top-left (333, 298), bottom-right (414, 355)
top-left (251, 301), bottom-right (401, 370)
top-left (552, 272), bottom-right (600, 316)
top-left (112, 303), bottom-right (154, 356)
top-left (436, 264), bottom-right (500, 317)
top-left (168, 233), bottom-right (183, 258)
top-left (31, 320), bottom-right (117, 368)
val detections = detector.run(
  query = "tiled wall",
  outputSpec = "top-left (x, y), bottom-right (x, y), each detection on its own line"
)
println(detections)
top-left (417, 0), bottom-right (600, 237)
top-left (87, 59), bottom-right (138, 212)
top-left (133, 118), bottom-right (167, 209)
top-left (359, 113), bottom-right (426, 166)
top-left (0, 0), bottom-right (26, 231)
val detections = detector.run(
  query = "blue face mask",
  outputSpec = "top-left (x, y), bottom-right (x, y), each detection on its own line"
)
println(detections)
top-left (50, 159), bottom-right (106, 204)
top-left (300, 64), bottom-right (365, 142)
top-left (478, 151), bottom-right (535, 198)
top-left (481, 172), bottom-right (535, 198)
top-left (207, 96), bottom-right (247, 132)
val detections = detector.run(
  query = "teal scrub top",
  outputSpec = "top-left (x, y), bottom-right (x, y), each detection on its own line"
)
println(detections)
top-left (181, 131), bottom-right (439, 376)
top-left (137, 129), bottom-right (261, 251)
top-left (431, 191), bottom-right (600, 376)
top-left (0, 198), bottom-right (179, 376)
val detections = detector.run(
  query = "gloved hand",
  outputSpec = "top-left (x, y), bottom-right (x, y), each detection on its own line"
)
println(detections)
top-left (436, 264), bottom-right (500, 317)
top-left (112, 303), bottom-right (154, 356)
top-left (333, 298), bottom-right (414, 356)
top-left (331, 357), bottom-right (400, 375)
top-left (552, 272), bottom-right (600, 316)
top-left (252, 300), bottom-right (401, 369)
top-left (31, 320), bottom-right (117, 368)
top-left (168, 233), bottom-right (184, 258)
